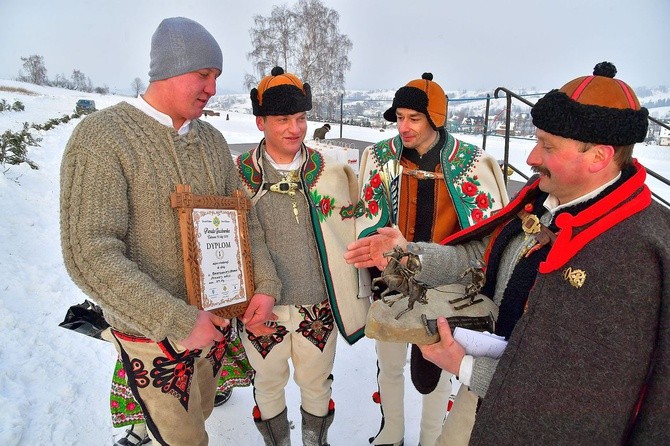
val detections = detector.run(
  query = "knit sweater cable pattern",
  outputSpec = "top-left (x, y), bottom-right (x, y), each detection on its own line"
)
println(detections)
top-left (60, 102), bottom-right (281, 341)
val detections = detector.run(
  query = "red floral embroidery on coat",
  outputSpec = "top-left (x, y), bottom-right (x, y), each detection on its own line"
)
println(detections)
top-left (476, 193), bottom-right (490, 209)
top-left (458, 175), bottom-right (497, 221)
top-left (462, 181), bottom-right (478, 196)
top-left (370, 173), bottom-right (382, 188)
top-left (471, 208), bottom-right (484, 222)
top-left (364, 186), bottom-right (374, 201)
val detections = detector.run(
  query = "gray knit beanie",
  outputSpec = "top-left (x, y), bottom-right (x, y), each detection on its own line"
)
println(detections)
top-left (148, 17), bottom-right (223, 82)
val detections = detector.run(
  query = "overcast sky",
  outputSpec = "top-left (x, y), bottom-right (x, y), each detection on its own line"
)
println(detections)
top-left (2, 0), bottom-right (669, 95)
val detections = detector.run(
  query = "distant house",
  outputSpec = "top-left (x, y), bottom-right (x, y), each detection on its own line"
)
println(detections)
top-left (447, 118), bottom-right (461, 133)
top-left (461, 116), bottom-right (484, 134)
top-left (496, 122), bottom-right (515, 136)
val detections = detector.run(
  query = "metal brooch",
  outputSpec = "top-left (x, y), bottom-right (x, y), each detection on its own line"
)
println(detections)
top-left (563, 267), bottom-right (586, 288)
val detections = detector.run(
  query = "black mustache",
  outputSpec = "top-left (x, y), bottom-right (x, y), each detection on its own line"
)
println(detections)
top-left (532, 166), bottom-right (550, 177)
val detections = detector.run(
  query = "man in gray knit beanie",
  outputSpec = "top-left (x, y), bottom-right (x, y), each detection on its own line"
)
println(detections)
top-left (61, 17), bottom-right (281, 446)
top-left (143, 16), bottom-right (224, 129)
top-left (149, 17), bottom-right (223, 82)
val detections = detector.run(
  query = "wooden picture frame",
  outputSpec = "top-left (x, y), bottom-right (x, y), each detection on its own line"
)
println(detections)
top-left (170, 184), bottom-right (254, 319)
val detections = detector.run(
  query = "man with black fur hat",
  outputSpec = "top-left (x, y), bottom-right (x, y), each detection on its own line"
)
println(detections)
top-left (353, 73), bottom-right (508, 446)
top-left (236, 67), bottom-right (369, 446)
top-left (60, 17), bottom-right (282, 446)
top-left (346, 62), bottom-right (670, 444)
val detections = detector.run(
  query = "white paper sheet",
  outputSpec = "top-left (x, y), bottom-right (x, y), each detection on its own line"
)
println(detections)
top-left (453, 327), bottom-right (508, 359)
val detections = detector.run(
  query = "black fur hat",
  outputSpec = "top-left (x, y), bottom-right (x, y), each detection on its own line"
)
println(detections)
top-left (531, 62), bottom-right (649, 145)
top-left (250, 66), bottom-right (312, 116)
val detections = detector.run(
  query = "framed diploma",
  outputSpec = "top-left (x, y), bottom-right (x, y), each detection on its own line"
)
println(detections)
top-left (170, 184), bottom-right (254, 319)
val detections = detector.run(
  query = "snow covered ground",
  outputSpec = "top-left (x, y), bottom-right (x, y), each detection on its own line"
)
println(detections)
top-left (1, 81), bottom-right (668, 445)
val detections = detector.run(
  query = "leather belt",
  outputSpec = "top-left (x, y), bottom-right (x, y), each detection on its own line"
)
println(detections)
top-left (403, 169), bottom-right (444, 180)
top-left (263, 180), bottom-right (302, 223)
top-left (262, 181), bottom-right (302, 192)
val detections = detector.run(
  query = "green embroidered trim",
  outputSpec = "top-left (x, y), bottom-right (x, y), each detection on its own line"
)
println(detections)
top-left (441, 133), bottom-right (479, 182)
top-left (237, 151), bottom-right (262, 194)
top-left (237, 146), bottom-right (324, 194)
top-left (441, 134), bottom-right (496, 226)
top-left (306, 199), bottom-right (364, 345)
top-left (303, 148), bottom-right (324, 188)
top-left (370, 135), bottom-right (402, 167)
top-left (341, 199), bottom-right (366, 219)
top-left (360, 137), bottom-right (402, 227)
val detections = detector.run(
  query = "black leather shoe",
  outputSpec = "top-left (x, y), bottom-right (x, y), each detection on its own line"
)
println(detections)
top-left (214, 389), bottom-right (233, 407)
top-left (368, 437), bottom-right (403, 446)
top-left (114, 425), bottom-right (150, 446)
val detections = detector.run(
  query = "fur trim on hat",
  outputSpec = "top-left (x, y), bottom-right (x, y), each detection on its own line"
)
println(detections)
top-left (531, 62), bottom-right (649, 146)
top-left (531, 91), bottom-right (649, 145)
top-left (384, 86), bottom-right (430, 124)
top-left (384, 73), bottom-right (446, 130)
top-left (250, 66), bottom-right (312, 116)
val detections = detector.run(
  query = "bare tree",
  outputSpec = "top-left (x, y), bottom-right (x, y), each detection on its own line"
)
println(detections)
top-left (131, 77), bottom-right (146, 97)
top-left (52, 73), bottom-right (74, 90)
top-left (94, 85), bottom-right (110, 95)
top-left (19, 55), bottom-right (48, 85)
top-left (294, 0), bottom-right (351, 118)
top-left (246, 0), bottom-right (352, 120)
top-left (71, 69), bottom-right (93, 92)
top-left (246, 4), bottom-right (298, 91)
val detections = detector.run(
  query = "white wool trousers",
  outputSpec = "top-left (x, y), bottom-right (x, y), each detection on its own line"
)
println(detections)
top-left (372, 340), bottom-right (452, 446)
top-left (435, 384), bottom-right (478, 446)
top-left (110, 331), bottom-right (222, 446)
top-left (241, 301), bottom-right (337, 420)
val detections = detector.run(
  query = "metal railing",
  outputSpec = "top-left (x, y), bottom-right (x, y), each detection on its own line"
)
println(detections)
top-left (645, 167), bottom-right (670, 208)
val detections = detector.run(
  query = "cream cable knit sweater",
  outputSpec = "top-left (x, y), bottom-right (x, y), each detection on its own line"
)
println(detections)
top-left (60, 102), bottom-right (281, 341)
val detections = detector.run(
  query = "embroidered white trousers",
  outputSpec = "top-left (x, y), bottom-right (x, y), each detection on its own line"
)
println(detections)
top-left (111, 331), bottom-right (222, 446)
top-left (241, 302), bottom-right (337, 420)
top-left (373, 339), bottom-right (452, 446)
top-left (436, 384), bottom-right (478, 446)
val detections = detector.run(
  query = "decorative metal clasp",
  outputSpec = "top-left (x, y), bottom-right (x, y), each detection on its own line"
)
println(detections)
top-left (269, 173), bottom-right (301, 223)
top-left (521, 213), bottom-right (541, 234)
top-left (270, 180), bottom-right (299, 194)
